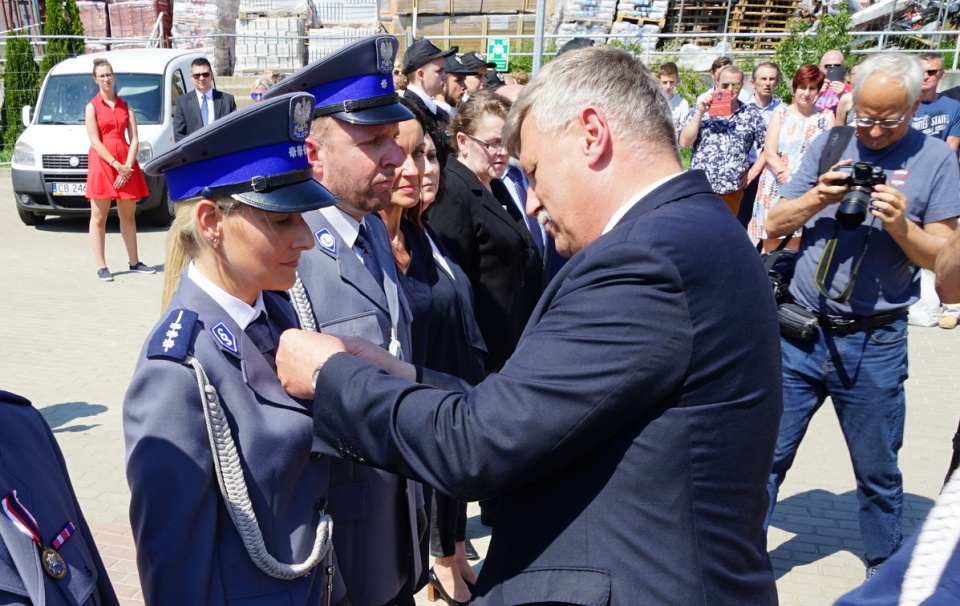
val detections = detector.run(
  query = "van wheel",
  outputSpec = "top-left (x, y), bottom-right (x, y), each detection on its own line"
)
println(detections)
top-left (145, 185), bottom-right (174, 226)
top-left (17, 207), bottom-right (46, 226)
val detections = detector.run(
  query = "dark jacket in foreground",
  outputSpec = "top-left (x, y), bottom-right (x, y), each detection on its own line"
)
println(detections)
top-left (0, 390), bottom-right (119, 606)
top-left (311, 170), bottom-right (783, 604)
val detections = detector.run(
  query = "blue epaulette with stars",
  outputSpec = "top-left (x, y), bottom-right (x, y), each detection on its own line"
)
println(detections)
top-left (147, 309), bottom-right (200, 362)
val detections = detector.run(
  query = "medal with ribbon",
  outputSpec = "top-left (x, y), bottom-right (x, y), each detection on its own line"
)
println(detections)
top-left (2, 491), bottom-right (73, 580)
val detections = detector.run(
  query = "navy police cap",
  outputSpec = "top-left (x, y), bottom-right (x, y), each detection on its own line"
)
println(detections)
top-left (459, 51), bottom-right (496, 71)
top-left (403, 40), bottom-right (456, 75)
top-left (445, 54), bottom-right (478, 76)
top-left (143, 93), bottom-right (337, 212)
top-left (263, 36), bottom-right (414, 126)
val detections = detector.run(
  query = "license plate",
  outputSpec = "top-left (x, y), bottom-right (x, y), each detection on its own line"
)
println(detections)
top-left (51, 182), bottom-right (86, 196)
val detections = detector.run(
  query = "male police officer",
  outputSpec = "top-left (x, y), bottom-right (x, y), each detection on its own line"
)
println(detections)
top-left (263, 36), bottom-right (423, 606)
top-left (764, 52), bottom-right (960, 579)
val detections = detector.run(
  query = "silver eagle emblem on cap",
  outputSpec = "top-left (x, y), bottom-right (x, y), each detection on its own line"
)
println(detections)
top-left (290, 95), bottom-right (313, 141)
top-left (377, 37), bottom-right (395, 74)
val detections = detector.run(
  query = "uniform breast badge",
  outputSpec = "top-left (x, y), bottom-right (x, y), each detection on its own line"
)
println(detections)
top-left (2, 491), bottom-right (73, 580)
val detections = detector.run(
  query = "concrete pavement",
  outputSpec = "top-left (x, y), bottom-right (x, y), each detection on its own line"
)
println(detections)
top-left (0, 169), bottom-right (956, 604)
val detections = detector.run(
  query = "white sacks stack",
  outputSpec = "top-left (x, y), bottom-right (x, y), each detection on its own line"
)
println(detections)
top-left (172, 0), bottom-right (239, 74)
top-left (609, 20), bottom-right (660, 52)
top-left (308, 0), bottom-right (381, 63)
top-left (615, 0), bottom-right (668, 20)
top-left (235, 16), bottom-right (307, 73)
top-left (561, 0), bottom-right (616, 21)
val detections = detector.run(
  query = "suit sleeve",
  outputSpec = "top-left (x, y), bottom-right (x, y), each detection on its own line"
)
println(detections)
top-left (123, 358), bottom-right (222, 605)
top-left (313, 236), bottom-right (693, 501)
top-left (172, 96), bottom-right (188, 142)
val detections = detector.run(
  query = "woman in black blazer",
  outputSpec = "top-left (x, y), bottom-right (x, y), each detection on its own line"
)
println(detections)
top-left (379, 100), bottom-right (486, 605)
top-left (424, 91), bottom-right (542, 375)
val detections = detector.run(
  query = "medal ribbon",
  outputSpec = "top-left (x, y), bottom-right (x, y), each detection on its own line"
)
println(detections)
top-left (2, 491), bottom-right (44, 545)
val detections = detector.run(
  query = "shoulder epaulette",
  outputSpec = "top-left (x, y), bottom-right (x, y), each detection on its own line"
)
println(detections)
top-left (147, 309), bottom-right (200, 361)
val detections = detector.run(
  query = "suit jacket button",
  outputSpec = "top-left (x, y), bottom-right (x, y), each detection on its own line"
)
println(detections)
top-left (84, 565), bottom-right (93, 577)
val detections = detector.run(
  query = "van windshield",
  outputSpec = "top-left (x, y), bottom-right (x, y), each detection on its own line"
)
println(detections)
top-left (36, 73), bottom-right (164, 126)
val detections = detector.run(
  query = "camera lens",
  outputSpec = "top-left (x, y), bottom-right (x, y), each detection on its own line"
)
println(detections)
top-left (838, 187), bottom-right (872, 228)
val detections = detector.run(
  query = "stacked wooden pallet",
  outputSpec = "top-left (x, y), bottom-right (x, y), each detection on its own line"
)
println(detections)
top-left (726, 0), bottom-right (801, 50)
top-left (393, 0), bottom-right (550, 54)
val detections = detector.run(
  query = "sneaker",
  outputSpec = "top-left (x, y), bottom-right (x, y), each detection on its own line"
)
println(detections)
top-left (939, 315), bottom-right (958, 329)
top-left (865, 564), bottom-right (882, 581)
top-left (129, 262), bottom-right (156, 274)
top-left (97, 267), bottom-right (114, 282)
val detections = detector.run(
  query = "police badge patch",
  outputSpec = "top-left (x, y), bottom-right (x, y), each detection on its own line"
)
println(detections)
top-left (377, 37), bottom-right (395, 74)
top-left (290, 94), bottom-right (313, 141)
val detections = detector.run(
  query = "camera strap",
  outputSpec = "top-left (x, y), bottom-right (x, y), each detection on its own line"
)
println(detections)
top-left (814, 222), bottom-right (875, 303)
top-left (817, 126), bottom-right (855, 176)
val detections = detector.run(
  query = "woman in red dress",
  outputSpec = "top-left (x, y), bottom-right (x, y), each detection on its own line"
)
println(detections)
top-left (85, 57), bottom-right (152, 282)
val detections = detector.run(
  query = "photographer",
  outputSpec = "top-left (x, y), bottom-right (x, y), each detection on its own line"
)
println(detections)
top-left (763, 53), bottom-right (960, 580)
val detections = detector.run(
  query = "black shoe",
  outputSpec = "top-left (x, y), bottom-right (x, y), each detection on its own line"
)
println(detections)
top-left (428, 568), bottom-right (468, 606)
top-left (464, 538), bottom-right (480, 561)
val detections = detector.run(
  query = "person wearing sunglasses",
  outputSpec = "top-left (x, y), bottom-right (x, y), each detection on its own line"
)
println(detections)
top-left (764, 52), bottom-right (960, 582)
top-left (815, 49), bottom-right (852, 114)
top-left (679, 64), bottom-right (768, 215)
top-left (250, 77), bottom-right (271, 103)
top-left (173, 57), bottom-right (237, 141)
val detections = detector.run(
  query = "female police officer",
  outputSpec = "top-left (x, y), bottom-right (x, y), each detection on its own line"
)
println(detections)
top-left (122, 92), bottom-right (345, 605)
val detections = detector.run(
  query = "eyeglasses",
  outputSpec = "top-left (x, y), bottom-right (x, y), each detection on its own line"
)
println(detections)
top-left (852, 112), bottom-right (909, 129)
top-left (250, 92), bottom-right (264, 101)
top-left (822, 64), bottom-right (844, 69)
top-left (719, 82), bottom-right (741, 89)
top-left (924, 68), bottom-right (943, 76)
top-left (393, 69), bottom-right (403, 76)
top-left (464, 132), bottom-right (505, 151)
top-left (192, 72), bottom-right (212, 80)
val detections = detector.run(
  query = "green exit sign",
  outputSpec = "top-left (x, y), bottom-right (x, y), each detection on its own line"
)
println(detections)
top-left (487, 38), bottom-right (510, 71)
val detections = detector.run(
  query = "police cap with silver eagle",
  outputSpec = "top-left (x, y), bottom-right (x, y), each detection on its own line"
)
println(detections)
top-left (263, 35), bottom-right (415, 126)
top-left (143, 92), bottom-right (337, 212)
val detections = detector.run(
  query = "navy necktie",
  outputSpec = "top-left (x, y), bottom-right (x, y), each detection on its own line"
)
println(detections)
top-left (505, 166), bottom-right (544, 258)
top-left (356, 223), bottom-right (384, 291)
top-left (245, 312), bottom-right (277, 372)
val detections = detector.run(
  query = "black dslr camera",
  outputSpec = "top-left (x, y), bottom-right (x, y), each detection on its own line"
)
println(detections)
top-left (834, 162), bottom-right (886, 228)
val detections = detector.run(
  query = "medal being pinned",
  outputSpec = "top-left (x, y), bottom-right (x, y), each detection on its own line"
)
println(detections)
top-left (2, 490), bottom-right (73, 580)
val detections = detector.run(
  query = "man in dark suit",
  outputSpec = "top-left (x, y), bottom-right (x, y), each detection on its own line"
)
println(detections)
top-left (172, 57), bottom-right (237, 141)
top-left (276, 46), bottom-right (782, 604)
top-left (262, 36), bottom-right (423, 606)
top-left (402, 40), bottom-right (455, 163)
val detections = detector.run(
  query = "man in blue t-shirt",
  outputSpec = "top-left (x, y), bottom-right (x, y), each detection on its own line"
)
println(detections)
top-left (763, 53), bottom-right (960, 580)
top-left (911, 53), bottom-right (960, 329)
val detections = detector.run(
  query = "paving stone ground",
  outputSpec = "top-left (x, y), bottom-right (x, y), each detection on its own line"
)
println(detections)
top-left (0, 171), bottom-right (954, 605)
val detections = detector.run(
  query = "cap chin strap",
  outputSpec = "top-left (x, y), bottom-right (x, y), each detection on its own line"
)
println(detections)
top-left (313, 93), bottom-right (399, 118)
top-left (198, 167), bottom-right (314, 200)
top-left (187, 355), bottom-right (332, 579)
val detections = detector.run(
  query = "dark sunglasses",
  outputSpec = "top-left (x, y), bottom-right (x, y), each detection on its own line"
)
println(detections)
top-left (393, 69), bottom-right (403, 76)
top-left (822, 64), bottom-right (843, 69)
top-left (924, 68), bottom-right (943, 76)
top-left (250, 92), bottom-right (264, 101)
top-left (192, 71), bottom-right (212, 80)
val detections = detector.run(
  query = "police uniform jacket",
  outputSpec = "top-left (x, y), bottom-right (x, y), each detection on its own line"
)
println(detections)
top-left (313, 171), bottom-right (782, 604)
top-left (123, 275), bottom-right (345, 605)
top-left (295, 208), bottom-right (423, 606)
top-left (0, 390), bottom-right (119, 606)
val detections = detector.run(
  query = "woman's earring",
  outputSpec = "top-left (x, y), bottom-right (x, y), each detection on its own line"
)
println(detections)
top-left (208, 236), bottom-right (220, 246)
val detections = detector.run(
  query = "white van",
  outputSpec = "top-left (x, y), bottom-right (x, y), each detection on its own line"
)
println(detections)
top-left (11, 49), bottom-right (206, 226)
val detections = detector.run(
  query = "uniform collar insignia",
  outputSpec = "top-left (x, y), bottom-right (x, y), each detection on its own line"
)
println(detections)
top-left (315, 227), bottom-right (337, 257)
top-left (147, 309), bottom-right (199, 361)
top-left (211, 321), bottom-right (239, 354)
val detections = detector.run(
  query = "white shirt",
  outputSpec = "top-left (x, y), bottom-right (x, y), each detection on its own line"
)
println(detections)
top-left (500, 165), bottom-right (546, 246)
top-left (186, 261), bottom-right (266, 330)
top-left (405, 84), bottom-right (438, 114)
top-left (667, 94), bottom-right (691, 133)
top-left (602, 172), bottom-right (684, 234)
top-left (195, 89), bottom-right (214, 125)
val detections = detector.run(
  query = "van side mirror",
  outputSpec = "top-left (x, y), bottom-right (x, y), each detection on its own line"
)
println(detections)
top-left (21, 106), bottom-right (33, 127)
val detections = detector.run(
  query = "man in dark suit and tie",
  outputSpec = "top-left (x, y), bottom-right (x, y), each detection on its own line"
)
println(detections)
top-left (402, 40), bottom-right (455, 163)
top-left (276, 46), bottom-right (782, 604)
top-left (172, 58), bottom-right (237, 141)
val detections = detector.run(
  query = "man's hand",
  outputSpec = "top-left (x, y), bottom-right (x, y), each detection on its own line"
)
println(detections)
top-left (341, 336), bottom-right (417, 381)
top-left (828, 80), bottom-right (846, 94)
top-left (814, 160), bottom-right (853, 207)
top-left (869, 183), bottom-right (909, 237)
top-left (276, 329), bottom-right (346, 399)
